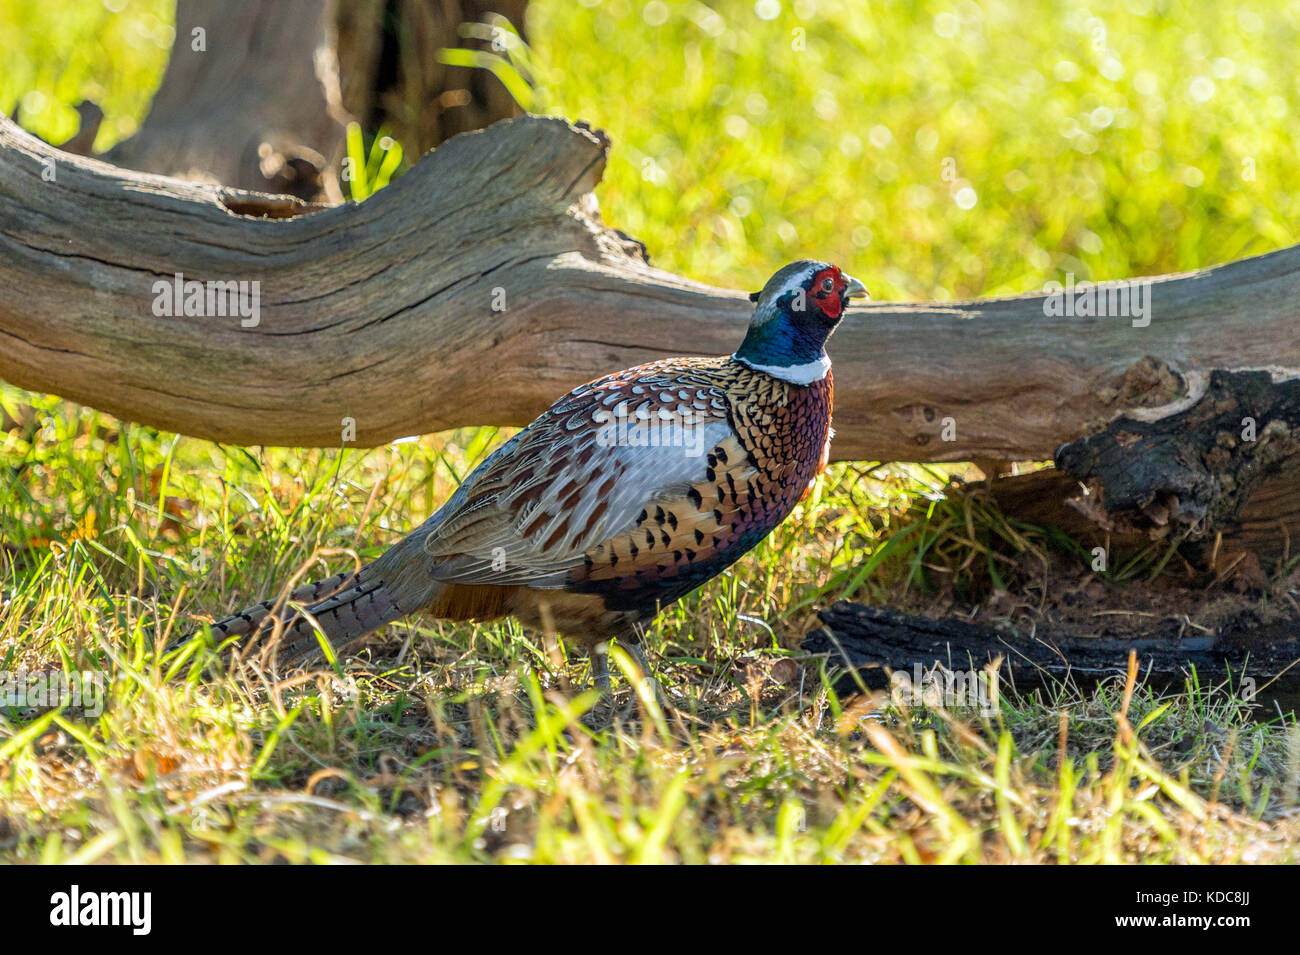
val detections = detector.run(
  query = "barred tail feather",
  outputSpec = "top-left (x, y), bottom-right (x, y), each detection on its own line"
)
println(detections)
top-left (183, 567), bottom-right (412, 659)
top-left (205, 570), bottom-right (360, 643)
top-left (266, 574), bottom-right (409, 658)
top-left (181, 532), bottom-right (441, 660)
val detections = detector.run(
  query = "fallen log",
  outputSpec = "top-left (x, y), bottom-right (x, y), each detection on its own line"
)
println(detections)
top-left (3, 111), bottom-right (1300, 470)
top-left (802, 601), bottom-right (1300, 694)
top-left (1055, 369), bottom-right (1300, 541)
top-left (983, 465), bottom-right (1300, 560)
top-left (974, 369), bottom-right (1300, 560)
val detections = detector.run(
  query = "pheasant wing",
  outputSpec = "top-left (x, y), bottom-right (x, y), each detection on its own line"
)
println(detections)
top-left (419, 361), bottom-right (741, 588)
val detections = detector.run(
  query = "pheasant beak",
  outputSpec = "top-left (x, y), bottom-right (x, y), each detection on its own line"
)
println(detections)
top-left (842, 274), bottom-right (869, 300)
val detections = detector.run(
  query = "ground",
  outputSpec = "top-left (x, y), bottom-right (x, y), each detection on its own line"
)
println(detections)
top-left (3, 0), bottom-right (1300, 862)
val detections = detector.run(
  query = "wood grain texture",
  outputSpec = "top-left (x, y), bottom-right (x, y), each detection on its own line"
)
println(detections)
top-left (986, 467), bottom-right (1300, 558)
top-left (2, 111), bottom-right (1299, 464)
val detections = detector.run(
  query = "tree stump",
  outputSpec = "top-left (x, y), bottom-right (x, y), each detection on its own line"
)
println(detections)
top-left (102, 0), bottom-right (350, 202)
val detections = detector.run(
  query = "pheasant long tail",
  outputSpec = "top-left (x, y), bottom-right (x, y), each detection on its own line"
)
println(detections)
top-left (186, 536), bottom-right (438, 659)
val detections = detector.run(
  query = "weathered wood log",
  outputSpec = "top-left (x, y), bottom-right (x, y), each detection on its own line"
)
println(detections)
top-left (2, 110), bottom-right (1299, 483)
top-left (802, 602), bottom-right (1300, 692)
top-left (974, 370), bottom-right (1300, 559)
top-left (984, 466), bottom-right (1300, 560)
top-left (101, 0), bottom-right (349, 202)
top-left (1055, 370), bottom-right (1300, 541)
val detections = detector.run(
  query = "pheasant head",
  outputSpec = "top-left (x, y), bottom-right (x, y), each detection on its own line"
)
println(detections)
top-left (733, 260), bottom-right (868, 384)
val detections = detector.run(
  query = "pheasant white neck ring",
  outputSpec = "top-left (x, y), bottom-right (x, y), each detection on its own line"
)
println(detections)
top-left (732, 352), bottom-right (831, 385)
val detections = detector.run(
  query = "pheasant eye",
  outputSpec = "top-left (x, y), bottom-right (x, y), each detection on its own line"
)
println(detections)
top-left (820, 278), bottom-right (833, 292)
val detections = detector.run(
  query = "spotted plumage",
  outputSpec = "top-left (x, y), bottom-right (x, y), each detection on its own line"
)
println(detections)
top-left (191, 260), bottom-right (868, 680)
top-left (567, 357), bottom-right (834, 612)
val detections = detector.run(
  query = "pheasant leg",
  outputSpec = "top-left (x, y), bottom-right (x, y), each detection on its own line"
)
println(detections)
top-left (590, 645), bottom-right (611, 697)
top-left (624, 642), bottom-right (671, 711)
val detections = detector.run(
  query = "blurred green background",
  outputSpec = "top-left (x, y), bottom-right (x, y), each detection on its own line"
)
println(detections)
top-left (3, 0), bottom-right (1297, 302)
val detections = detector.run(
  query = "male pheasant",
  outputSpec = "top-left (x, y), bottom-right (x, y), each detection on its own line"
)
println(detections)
top-left (191, 261), bottom-right (868, 691)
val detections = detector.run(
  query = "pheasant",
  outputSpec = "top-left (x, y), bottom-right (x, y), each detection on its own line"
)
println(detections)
top-left (188, 260), bottom-right (868, 693)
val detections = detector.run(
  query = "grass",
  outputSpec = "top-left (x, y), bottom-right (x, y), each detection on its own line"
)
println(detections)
top-left (4, 394), bottom-right (1299, 863)
top-left (3, 0), bottom-right (1300, 862)
top-left (527, 0), bottom-right (1300, 296)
